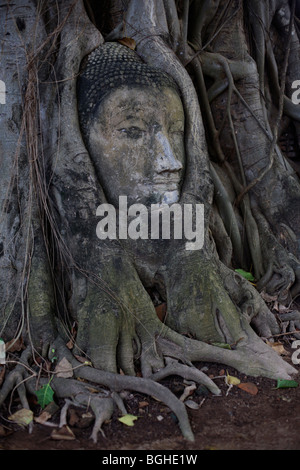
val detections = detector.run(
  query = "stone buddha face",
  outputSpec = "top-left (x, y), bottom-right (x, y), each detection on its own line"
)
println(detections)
top-left (86, 84), bottom-right (185, 207)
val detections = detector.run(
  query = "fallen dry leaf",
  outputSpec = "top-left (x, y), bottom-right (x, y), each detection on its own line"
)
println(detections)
top-left (118, 414), bottom-right (138, 427)
top-left (75, 355), bottom-right (92, 365)
top-left (185, 399), bottom-right (200, 410)
top-left (34, 411), bottom-right (52, 424)
top-left (155, 303), bottom-right (167, 322)
top-left (51, 425), bottom-right (76, 440)
top-left (44, 401), bottom-right (60, 415)
top-left (266, 341), bottom-right (289, 356)
top-left (0, 365), bottom-right (5, 386)
top-left (225, 372), bottom-right (240, 386)
top-left (87, 386), bottom-right (99, 394)
top-left (8, 408), bottom-right (33, 426)
top-left (66, 339), bottom-right (74, 349)
top-left (68, 409), bottom-right (94, 428)
top-left (139, 401), bottom-right (149, 408)
top-left (54, 357), bottom-right (73, 378)
top-left (66, 323), bottom-right (77, 349)
top-left (5, 337), bottom-right (24, 353)
top-left (237, 382), bottom-right (258, 395)
top-left (117, 37), bottom-right (136, 50)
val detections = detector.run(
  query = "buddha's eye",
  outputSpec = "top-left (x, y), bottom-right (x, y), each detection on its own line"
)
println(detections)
top-left (169, 121), bottom-right (184, 139)
top-left (170, 129), bottom-right (184, 140)
top-left (118, 126), bottom-right (146, 139)
top-left (171, 130), bottom-right (184, 136)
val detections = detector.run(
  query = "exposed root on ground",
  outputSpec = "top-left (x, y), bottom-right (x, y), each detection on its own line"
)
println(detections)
top-left (1, 320), bottom-right (298, 443)
top-left (159, 325), bottom-right (297, 381)
top-left (0, 336), bottom-right (220, 443)
top-left (276, 310), bottom-right (300, 340)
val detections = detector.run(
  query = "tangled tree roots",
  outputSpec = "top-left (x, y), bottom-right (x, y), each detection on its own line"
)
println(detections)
top-left (0, 326), bottom-right (297, 443)
top-left (1, 0), bottom-right (300, 445)
top-left (0, 336), bottom-right (220, 442)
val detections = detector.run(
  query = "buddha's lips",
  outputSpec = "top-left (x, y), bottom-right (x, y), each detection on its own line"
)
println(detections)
top-left (153, 175), bottom-right (181, 185)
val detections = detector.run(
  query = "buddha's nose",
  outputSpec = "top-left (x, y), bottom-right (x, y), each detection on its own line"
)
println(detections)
top-left (154, 132), bottom-right (183, 173)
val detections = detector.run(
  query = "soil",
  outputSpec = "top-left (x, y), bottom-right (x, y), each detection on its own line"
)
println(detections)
top-left (1, 350), bottom-right (300, 452)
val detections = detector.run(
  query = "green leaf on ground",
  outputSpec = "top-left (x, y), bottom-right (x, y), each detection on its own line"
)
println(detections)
top-left (235, 269), bottom-right (255, 281)
top-left (118, 414), bottom-right (138, 427)
top-left (275, 379), bottom-right (298, 389)
top-left (35, 382), bottom-right (55, 409)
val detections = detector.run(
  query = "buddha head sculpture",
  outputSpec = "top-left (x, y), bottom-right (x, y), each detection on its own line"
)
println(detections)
top-left (77, 42), bottom-right (185, 207)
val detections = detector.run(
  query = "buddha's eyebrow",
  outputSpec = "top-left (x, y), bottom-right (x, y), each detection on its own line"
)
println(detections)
top-left (169, 118), bottom-right (185, 128)
top-left (117, 100), bottom-right (144, 112)
top-left (113, 114), bottom-right (147, 127)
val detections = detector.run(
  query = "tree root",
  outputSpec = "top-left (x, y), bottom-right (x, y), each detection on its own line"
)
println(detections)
top-left (159, 323), bottom-right (297, 381)
top-left (0, 339), bottom-right (197, 442)
top-left (47, 383), bottom-right (115, 443)
top-left (149, 359), bottom-right (221, 396)
top-left (277, 311), bottom-right (300, 340)
top-left (253, 210), bottom-right (300, 303)
top-left (0, 347), bottom-right (34, 418)
top-left (48, 337), bottom-right (211, 442)
top-left (216, 261), bottom-right (281, 339)
top-left (1, 312), bottom-right (298, 444)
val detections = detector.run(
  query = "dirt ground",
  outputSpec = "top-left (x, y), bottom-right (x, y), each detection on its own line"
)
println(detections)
top-left (1, 352), bottom-right (300, 452)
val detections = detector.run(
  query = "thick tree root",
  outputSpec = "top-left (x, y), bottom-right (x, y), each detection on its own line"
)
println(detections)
top-left (45, 382), bottom-right (115, 443)
top-left (217, 261), bottom-right (281, 338)
top-left (0, 340), bottom-right (199, 442)
top-left (48, 337), bottom-right (198, 441)
top-left (253, 210), bottom-right (300, 303)
top-left (1, 320), bottom-right (298, 444)
top-left (159, 323), bottom-right (297, 380)
top-left (277, 311), bottom-right (300, 339)
top-left (0, 347), bottom-right (34, 415)
top-left (149, 360), bottom-right (221, 396)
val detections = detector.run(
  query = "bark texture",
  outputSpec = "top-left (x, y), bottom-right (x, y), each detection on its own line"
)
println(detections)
top-left (1, 0), bottom-right (300, 442)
